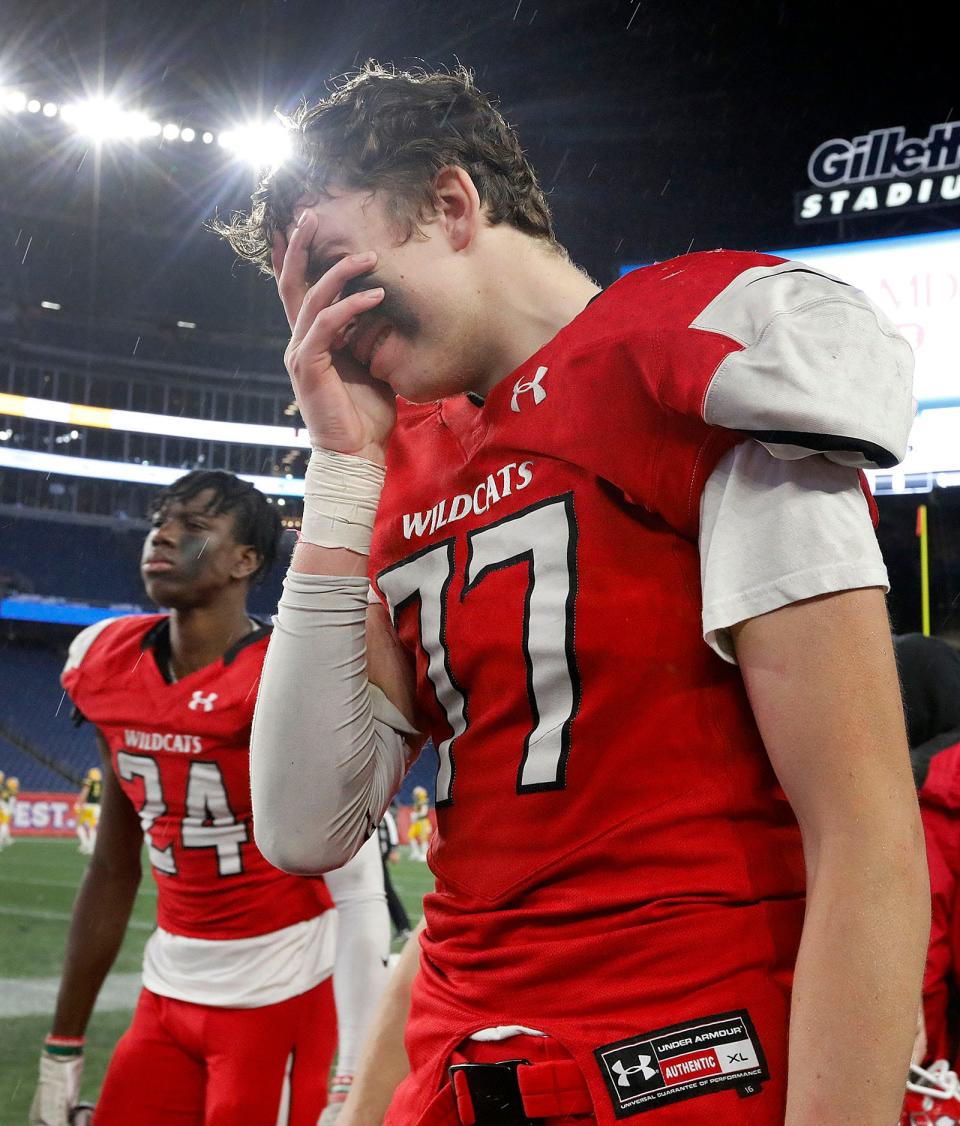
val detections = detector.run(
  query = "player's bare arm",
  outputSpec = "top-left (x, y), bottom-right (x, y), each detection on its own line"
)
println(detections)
top-left (50, 732), bottom-right (143, 1038)
top-left (31, 732), bottom-right (143, 1126)
top-left (732, 587), bottom-right (929, 1125)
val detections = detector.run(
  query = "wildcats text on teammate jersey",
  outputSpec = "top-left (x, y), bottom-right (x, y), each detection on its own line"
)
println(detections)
top-left (123, 730), bottom-right (203, 754)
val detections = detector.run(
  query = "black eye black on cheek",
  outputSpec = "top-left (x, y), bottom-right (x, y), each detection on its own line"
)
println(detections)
top-left (340, 272), bottom-right (379, 300)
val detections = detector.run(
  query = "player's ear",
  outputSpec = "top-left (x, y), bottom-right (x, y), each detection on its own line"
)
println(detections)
top-left (433, 165), bottom-right (482, 252)
top-left (232, 544), bottom-right (260, 582)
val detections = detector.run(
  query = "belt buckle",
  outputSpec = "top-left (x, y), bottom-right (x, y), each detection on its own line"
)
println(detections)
top-left (448, 1058), bottom-right (538, 1126)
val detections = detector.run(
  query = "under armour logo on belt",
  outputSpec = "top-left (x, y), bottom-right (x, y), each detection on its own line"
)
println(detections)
top-left (612, 1055), bottom-right (658, 1086)
top-left (188, 691), bottom-right (218, 712)
top-left (511, 365), bottom-right (548, 412)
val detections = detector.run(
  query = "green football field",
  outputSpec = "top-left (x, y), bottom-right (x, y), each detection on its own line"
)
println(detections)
top-left (0, 838), bottom-right (435, 1122)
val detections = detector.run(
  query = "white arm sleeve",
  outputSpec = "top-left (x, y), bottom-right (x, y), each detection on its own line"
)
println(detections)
top-left (250, 572), bottom-right (416, 875)
top-left (699, 442), bottom-right (889, 664)
top-left (324, 834), bottom-right (391, 1076)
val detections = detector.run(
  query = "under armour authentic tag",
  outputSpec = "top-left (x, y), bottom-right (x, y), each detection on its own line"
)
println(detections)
top-left (594, 1010), bottom-right (768, 1118)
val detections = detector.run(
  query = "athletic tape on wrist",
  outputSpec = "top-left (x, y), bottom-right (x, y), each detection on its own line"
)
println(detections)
top-left (300, 448), bottom-right (385, 555)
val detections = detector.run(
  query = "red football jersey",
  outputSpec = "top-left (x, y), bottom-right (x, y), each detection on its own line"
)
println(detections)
top-left (63, 615), bottom-right (332, 940)
top-left (371, 251), bottom-right (820, 1123)
top-left (919, 740), bottom-right (960, 1067)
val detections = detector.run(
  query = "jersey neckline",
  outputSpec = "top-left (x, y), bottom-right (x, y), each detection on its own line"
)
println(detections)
top-left (140, 616), bottom-right (271, 686)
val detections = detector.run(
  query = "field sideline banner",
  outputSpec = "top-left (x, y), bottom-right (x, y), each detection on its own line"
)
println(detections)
top-left (11, 791), bottom-right (79, 836)
top-left (10, 793), bottom-right (436, 839)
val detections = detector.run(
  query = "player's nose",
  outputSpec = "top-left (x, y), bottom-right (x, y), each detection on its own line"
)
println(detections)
top-left (148, 520), bottom-right (178, 549)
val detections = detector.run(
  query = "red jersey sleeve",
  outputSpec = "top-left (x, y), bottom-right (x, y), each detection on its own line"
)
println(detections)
top-left (549, 250), bottom-right (912, 538)
top-left (62, 616), bottom-right (137, 719)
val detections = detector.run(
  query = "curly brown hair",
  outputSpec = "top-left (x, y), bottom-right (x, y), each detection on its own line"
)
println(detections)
top-left (216, 62), bottom-right (562, 274)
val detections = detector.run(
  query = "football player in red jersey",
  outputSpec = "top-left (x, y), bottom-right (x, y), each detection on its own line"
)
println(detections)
top-left (30, 471), bottom-right (390, 1126)
top-left (221, 66), bottom-right (928, 1125)
top-left (895, 633), bottom-right (960, 1126)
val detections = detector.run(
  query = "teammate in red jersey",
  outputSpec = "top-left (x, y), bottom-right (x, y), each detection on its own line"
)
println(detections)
top-left (29, 471), bottom-right (390, 1126)
top-left (221, 65), bottom-right (927, 1125)
top-left (898, 633), bottom-right (960, 1070)
top-left (895, 633), bottom-right (960, 1126)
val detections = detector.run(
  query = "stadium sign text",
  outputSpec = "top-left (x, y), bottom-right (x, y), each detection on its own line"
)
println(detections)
top-left (795, 121), bottom-right (960, 223)
top-left (12, 792), bottom-right (77, 836)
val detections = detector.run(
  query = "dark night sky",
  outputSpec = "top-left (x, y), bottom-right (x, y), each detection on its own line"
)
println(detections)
top-left (0, 0), bottom-right (957, 337)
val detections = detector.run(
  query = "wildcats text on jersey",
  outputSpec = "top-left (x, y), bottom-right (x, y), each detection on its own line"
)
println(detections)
top-left (123, 729), bottom-right (203, 755)
top-left (401, 460), bottom-right (534, 540)
top-left (62, 613), bottom-right (332, 941)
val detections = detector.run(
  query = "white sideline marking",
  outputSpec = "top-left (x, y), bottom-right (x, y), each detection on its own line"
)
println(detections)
top-left (0, 905), bottom-right (154, 930)
top-left (1, 958), bottom-right (402, 1018)
top-left (0, 875), bottom-right (156, 895)
top-left (0, 972), bottom-right (142, 1018)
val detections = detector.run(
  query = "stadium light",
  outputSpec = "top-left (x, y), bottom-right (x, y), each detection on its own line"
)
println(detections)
top-left (2, 86), bottom-right (293, 169)
top-left (71, 97), bottom-right (155, 141)
top-left (217, 120), bottom-right (291, 169)
top-left (2, 89), bottom-right (27, 113)
top-left (71, 97), bottom-right (118, 139)
top-left (40, 301), bottom-right (61, 311)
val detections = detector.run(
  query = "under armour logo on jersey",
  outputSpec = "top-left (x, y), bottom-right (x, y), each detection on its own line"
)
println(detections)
top-left (188, 691), bottom-right (218, 713)
top-left (510, 365), bottom-right (548, 412)
top-left (612, 1056), bottom-right (658, 1087)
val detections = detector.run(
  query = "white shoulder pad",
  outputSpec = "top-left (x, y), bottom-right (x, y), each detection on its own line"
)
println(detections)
top-left (63, 617), bottom-right (122, 676)
top-left (697, 260), bottom-right (914, 469)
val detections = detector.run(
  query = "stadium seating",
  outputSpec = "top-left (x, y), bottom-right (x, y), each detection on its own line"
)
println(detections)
top-left (0, 642), bottom-right (98, 781)
top-left (0, 515), bottom-right (290, 616)
top-left (0, 517), bottom-right (148, 604)
top-left (0, 733), bottom-right (71, 791)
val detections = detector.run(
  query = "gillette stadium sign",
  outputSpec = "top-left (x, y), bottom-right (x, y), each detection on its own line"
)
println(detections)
top-left (795, 121), bottom-right (960, 223)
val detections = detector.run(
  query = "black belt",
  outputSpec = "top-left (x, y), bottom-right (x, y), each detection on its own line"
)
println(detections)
top-left (449, 1060), bottom-right (542, 1125)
